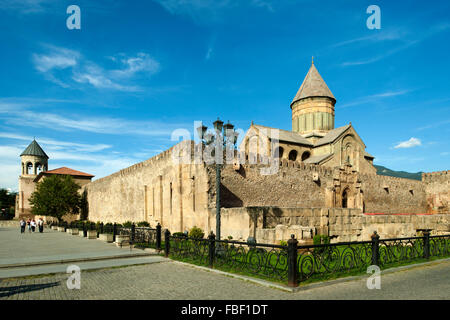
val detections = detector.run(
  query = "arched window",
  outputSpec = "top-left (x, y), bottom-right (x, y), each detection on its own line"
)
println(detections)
top-left (342, 188), bottom-right (349, 208)
top-left (301, 151), bottom-right (311, 162)
top-left (277, 146), bottom-right (284, 159)
top-left (288, 150), bottom-right (298, 161)
top-left (26, 162), bottom-right (33, 175)
top-left (36, 162), bottom-right (43, 174)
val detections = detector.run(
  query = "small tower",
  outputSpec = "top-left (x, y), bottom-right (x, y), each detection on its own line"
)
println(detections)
top-left (17, 139), bottom-right (49, 217)
top-left (290, 60), bottom-right (336, 135)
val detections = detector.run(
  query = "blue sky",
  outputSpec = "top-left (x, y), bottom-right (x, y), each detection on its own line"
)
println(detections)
top-left (0, 0), bottom-right (449, 190)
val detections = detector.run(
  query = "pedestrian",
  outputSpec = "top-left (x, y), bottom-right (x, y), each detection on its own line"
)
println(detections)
top-left (27, 218), bottom-right (31, 233)
top-left (38, 218), bottom-right (44, 233)
top-left (20, 219), bottom-right (26, 233)
top-left (31, 219), bottom-right (36, 233)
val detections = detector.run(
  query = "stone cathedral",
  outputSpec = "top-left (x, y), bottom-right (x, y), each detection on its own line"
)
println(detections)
top-left (16, 62), bottom-right (449, 244)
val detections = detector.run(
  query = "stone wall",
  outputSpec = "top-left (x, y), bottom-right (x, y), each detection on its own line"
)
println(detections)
top-left (84, 141), bottom-right (212, 233)
top-left (219, 206), bottom-right (450, 245)
top-left (359, 173), bottom-right (427, 214)
top-left (217, 161), bottom-right (333, 208)
top-left (422, 170), bottom-right (450, 214)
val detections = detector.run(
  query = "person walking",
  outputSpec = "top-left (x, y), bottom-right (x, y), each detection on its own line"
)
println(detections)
top-left (27, 218), bottom-right (31, 233)
top-left (31, 219), bottom-right (36, 233)
top-left (38, 218), bottom-right (44, 233)
top-left (20, 219), bottom-right (26, 233)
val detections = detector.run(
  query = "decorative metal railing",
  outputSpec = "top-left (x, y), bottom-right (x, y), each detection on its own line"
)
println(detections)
top-left (168, 234), bottom-right (288, 282)
top-left (296, 241), bottom-right (373, 282)
top-left (164, 231), bottom-right (449, 287)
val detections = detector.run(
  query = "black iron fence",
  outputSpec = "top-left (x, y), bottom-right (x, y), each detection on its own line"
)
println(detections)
top-left (163, 230), bottom-right (449, 287)
top-left (54, 221), bottom-right (449, 287)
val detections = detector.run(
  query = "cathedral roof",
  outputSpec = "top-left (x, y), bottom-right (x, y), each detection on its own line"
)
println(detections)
top-left (314, 124), bottom-right (351, 147)
top-left (291, 62), bottom-right (335, 106)
top-left (253, 124), bottom-right (313, 146)
top-left (20, 139), bottom-right (49, 159)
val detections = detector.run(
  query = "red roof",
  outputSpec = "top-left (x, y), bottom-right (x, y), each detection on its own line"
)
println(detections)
top-left (43, 167), bottom-right (94, 178)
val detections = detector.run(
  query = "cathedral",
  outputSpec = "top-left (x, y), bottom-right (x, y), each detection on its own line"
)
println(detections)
top-left (14, 61), bottom-right (449, 243)
top-left (240, 60), bottom-right (376, 175)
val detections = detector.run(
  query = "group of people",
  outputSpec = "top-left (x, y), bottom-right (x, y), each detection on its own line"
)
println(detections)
top-left (19, 218), bottom-right (44, 233)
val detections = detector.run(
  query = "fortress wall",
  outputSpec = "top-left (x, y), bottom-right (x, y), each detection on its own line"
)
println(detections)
top-left (219, 206), bottom-right (449, 245)
top-left (216, 160), bottom-right (333, 209)
top-left (422, 170), bottom-right (450, 214)
top-left (84, 141), bottom-right (212, 233)
top-left (359, 173), bottom-right (427, 214)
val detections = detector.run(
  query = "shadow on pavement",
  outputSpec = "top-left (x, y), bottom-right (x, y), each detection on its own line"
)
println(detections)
top-left (0, 281), bottom-right (60, 298)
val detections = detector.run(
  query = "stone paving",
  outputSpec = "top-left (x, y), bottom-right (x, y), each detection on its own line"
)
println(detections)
top-left (0, 227), bottom-right (151, 267)
top-left (0, 259), bottom-right (449, 300)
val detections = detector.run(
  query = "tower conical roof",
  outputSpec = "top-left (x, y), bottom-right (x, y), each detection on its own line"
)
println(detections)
top-left (20, 139), bottom-right (49, 159)
top-left (291, 62), bottom-right (335, 106)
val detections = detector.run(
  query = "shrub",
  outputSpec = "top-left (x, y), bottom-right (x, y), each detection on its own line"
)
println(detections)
top-left (122, 221), bottom-right (133, 228)
top-left (313, 235), bottom-right (330, 252)
top-left (188, 226), bottom-right (205, 239)
top-left (280, 240), bottom-right (288, 247)
top-left (172, 232), bottom-right (186, 238)
top-left (137, 221), bottom-right (150, 227)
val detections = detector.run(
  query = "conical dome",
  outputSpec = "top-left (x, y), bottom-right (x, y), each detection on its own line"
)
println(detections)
top-left (20, 140), bottom-right (49, 159)
top-left (291, 63), bottom-right (335, 107)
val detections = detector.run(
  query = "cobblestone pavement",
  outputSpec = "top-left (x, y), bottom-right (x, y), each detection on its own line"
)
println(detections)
top-left (0, 259), bottom-right (449, 300)
top-left (0, 227), bottom-right (149, 267)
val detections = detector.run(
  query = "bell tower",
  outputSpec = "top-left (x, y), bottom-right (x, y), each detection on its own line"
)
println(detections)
top-left (291, 59), bottom-right (336, 135)
top-left (17, 139), bottom-right (49, 217)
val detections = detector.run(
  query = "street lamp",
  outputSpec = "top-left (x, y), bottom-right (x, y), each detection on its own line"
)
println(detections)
top-left (197, 118), bottom-right (239, 241)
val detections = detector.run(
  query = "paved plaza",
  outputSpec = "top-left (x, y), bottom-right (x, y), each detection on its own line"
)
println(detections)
top-left (0, 258), bottom-right (449, 300)
top-left (0, 225), bottom-right (449, 300)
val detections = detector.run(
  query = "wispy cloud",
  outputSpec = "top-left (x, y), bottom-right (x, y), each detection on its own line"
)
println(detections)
top-left (338, 89), bottom-right (412, 109)
top-left (0, 132), bottom-right (112, 152)
top-left (0, 101), bottom-right (187, 137)
top-left (393, 137), bottom-right (422, 149)
top-left (416, 119), bottom-right (450, 131)
top-left (339, 23), bottom-right (450, 67)
top-left (0, 0), bottom-right (52, 14)
top-left (153, 0), bottom-right (283, 24)
top-left (32, 45), bottom-right (160, 92)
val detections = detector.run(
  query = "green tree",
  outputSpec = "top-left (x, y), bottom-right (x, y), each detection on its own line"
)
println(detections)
top-left (0, 188), bottom-right (17, 219)
top-left (29, 175), bottom-right (81, 222)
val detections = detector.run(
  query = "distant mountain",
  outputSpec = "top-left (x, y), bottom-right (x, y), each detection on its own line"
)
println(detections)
top-left (374, 165), bottom-right (423, 181)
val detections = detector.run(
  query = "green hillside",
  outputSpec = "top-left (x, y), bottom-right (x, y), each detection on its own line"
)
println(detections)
top-left (374, 165), bottom-right (423, 181)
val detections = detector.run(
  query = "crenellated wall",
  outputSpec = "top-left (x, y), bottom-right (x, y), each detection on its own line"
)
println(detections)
top-left (422, 170), bottom-right (450, 214)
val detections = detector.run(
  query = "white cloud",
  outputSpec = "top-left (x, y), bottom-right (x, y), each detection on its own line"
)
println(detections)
top-left (32, 45), bottom-right (160, 92)
top-left (338, 90), bottom-right (412, 109)
top-left (32, 46), bottom-right (79, 72)
top-left (0, 101), bottom-right (187, 136)
top-left (394, 137), bottom-right (422, 149)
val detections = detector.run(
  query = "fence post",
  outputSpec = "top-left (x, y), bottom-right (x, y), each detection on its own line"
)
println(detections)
top-left (287, 234), bottom-right (298, 287)
top-left (131, 223), bottom-right (136, 243)
top-left (423, 231), bottom-right (430, 259)
top-left (208, 232), bottom-right (216, 268)
top-left (113, 223), bottom-right (117, 242)
top-left (371, 231), bottom-right (380, 266)
top-left (164, 229), bottom-right (170, 258)
top-left (156, 223), bottom-right (162, 250)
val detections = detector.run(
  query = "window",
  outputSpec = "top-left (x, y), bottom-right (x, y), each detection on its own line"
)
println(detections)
top-left (301, 151), bottom-right (311, 162)
top-left (288, 150), bottom-right (298, 161)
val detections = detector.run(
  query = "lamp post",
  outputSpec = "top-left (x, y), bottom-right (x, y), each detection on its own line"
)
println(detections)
top-left (197, 118), bottom-right (238, 241)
